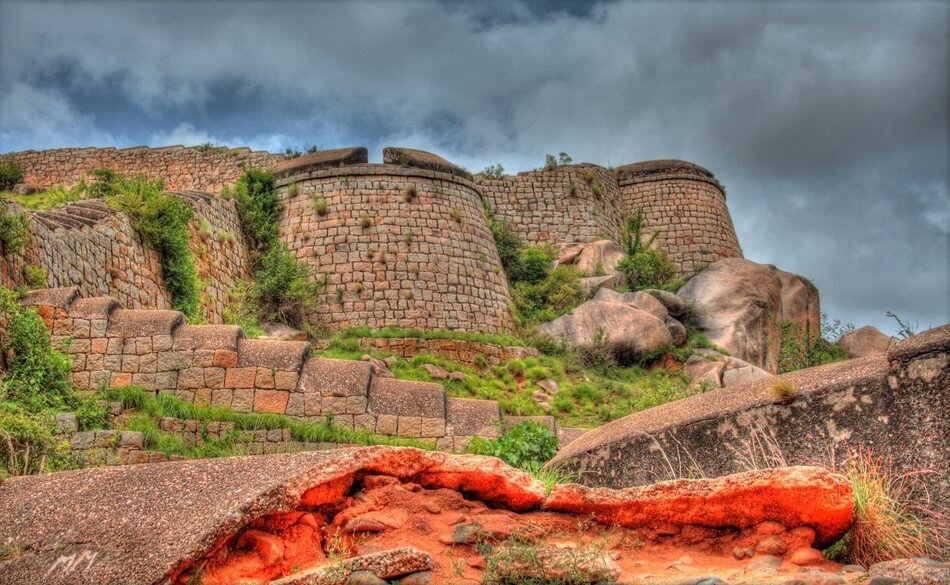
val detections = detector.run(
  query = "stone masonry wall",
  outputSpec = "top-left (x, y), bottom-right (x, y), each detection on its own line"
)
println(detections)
top-left (616, 161), bottom-right (743, 277)
top-left (20, 287), bottom-right (581, 448)
top-left (477, 164), bottom-right (624, 245)
top-left (276, 164), bottom-right (514, 334)
top-left (5, 145), bottom-right (285, 193)
top-left (0, 193), bottom-right (249, 323)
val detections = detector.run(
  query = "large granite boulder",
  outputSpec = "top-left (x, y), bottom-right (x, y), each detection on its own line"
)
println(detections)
top-left (678, 258), bottom-right (819, 373)
top-left (554, 240), bottom-right (625, 278)
top-left (839, 325), bottom-right (893, 358)
top-left (684, 350), bottom-right (774, 389)
top-left (538, 298), bottom-right (672, 364)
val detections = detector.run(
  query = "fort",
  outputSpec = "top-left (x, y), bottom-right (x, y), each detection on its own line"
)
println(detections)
top-left (1, 144), bottom-right (742, 330)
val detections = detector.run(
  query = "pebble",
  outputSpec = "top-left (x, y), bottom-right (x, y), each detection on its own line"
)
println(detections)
top-left (398, 570), bottom-right (433, 584)
top-left (345, 571), bottom-right (387, 585)
top-left (449, 522), bottom-right (482, 544)
top-left (755, 535), bottom-right (788, 556)
top-left (732, 546), bottom-right (754, 560)
top-left (748, 554), bottom-right (783, 571)
top-left (343, 517), bottom-right (387, 533)
top-left (788, 547), bottom-right (824, 566)
top-left (420, 501), bottom-right (441, 514)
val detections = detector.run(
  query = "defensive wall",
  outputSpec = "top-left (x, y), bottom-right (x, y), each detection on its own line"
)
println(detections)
top-left (3, 145), bottom-right (745, 322)
top-left (5, 145), bottom-right (284, 193)
top-left (273, 147), bottom-right (514, 334)
top-left (477, 159), bottom-right (743, 277)
top-left (0, 192), bottom-right (249, 323)
top-left (20, 287), bottom-right (584, 449)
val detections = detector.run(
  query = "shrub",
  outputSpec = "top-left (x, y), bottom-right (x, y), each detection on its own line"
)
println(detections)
top-left (512, 265), bottom-right (585, 327)
top-left (543, 152), bottom-right (573, 171)
top-left (616, 209), bottom-right (678, 291)
top-left (109, 175), bottom-right (201, 318)
top-left (841, 449), bottom-right (947, 567)
top-left (777, 315), bottom-right (852, 373)
top-left (360, 214), bottom-right (373, 228)
top-left (87, 168), bottom-right (123, 198)
top-left (481, 163), bottom-right (505, 179)
top-left (0, 201), bottom-right (29, 254)
top-left (223, 169), bottom-right (280, 257)
top-left (0, 157), bottom-right (23, 190)
top-left (770, 379), bottom-right (797, 402)
top-left (485, 204), bottom-right (524, 280)
top-left (313, 196), bottom-right (329, 216)
top-left (21, 265), bottom-right (46, 289)
top-left (249, 244), bottom-right (322, 325)
top-left (467, 421), bottom-right (558, 472)
top-left (514, 245), bottom-right (553, 285)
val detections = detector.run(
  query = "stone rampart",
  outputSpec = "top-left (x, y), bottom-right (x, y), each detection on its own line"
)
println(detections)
top-left (19, 287), bottom-right (576, 447)
top-left (321, 336), bottom-right (539, 368)
top-left (275, 159), bottom-right (514, 334)
top-left (477, 164), bottom-right (624, 244)
top-left (615, 160), bottom-right (743, 276)
top-left (0, 192), bottom-right (249, 323)
top-left (3, 145), bottom-right (285, 193)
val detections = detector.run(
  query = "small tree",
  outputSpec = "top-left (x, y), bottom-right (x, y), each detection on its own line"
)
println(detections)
top-left (616, 209), bottom-right (677, 290)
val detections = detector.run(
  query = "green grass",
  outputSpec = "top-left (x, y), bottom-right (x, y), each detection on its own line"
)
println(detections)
top-left (330, 326), bottom-right (526, 348)
top-left (99, 386), bottom-right (434, 456)
top-left (1, 187), bottom-right (87, 211)
top-left (317, 335), bottom-right (698, 428)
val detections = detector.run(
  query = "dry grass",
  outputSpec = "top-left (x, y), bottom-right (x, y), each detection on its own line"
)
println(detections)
top-left (770, 378), bottom-right (797, 402)
top-left (843, 448), bottom-right (947, 566)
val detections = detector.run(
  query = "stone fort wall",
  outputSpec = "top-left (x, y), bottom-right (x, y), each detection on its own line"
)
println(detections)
top-left (0, 192), bottom-right (249, 323)
top-left (478, 160), bottom-right (743, 277)
top-left (615, 160), bottom-right (743, 276)
top-left (274, 149), bottom-right (514, 334)
top-left (5, 145), bottom-right (284, 193)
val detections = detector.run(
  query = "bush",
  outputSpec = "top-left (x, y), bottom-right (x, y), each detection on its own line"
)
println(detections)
top-left (777, 315), bottom-right (852, 373)
top-left (0, 157), bottom-right (22, 190)
top-left (617, 209), bottom-right (678, 291)
top-left (249, 244), bottom-right (322, 325)
top-left (87, 168), bottom-right (123, 198)
top-left (514, 245), bottom-right (553, 285)
top-left (467, 421), bottom-right (558, 471)
top-left (485, 204), bottom-right (524, 281)
top-left (223, 169), bottom-right (280, 257)
top-left (108, 175), bottom-right (201, 318)
top-left (512, 265), bottom-right (585, 327)
top-left (21, 265), bottom-right (47, 289)
top-left (0, 201), bottom-right (29, 254)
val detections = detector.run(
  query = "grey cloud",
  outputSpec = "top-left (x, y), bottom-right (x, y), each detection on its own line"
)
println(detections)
top-left (0, 0), bottom-right (947, 334)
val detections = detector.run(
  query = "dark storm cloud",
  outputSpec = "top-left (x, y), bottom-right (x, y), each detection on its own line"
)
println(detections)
top-left (0, 0), bottom-right (947, 334)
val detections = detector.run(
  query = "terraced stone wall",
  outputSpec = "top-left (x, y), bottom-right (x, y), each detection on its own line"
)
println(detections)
top-left (21, 288), bottom-right (587, 447)
top-left (477, 164), bottom-right (624, 245)
top-left (276, 164), bottom-right (514, 334)
top-left (615, 161), bottom-right (743, 277)
top-left (4, 145), bottom-right (285, 193)
top-left (0, 192), bottom-right (249, 323)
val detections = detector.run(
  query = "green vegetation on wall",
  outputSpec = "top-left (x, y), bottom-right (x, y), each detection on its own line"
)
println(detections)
top-left (0, 157), bottom-right (23, 190)
top-left (616, 209), bottom-right (680, 291)
top-left (0, 200), bottom-right (29, 254)
top-left (224, 169), bottom-right (322, 330)
top-left (106, 173), bottom-right (202, 319)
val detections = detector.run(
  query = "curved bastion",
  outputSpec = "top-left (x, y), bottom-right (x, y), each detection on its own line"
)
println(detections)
top-left (615, 159), bottom-right (743, 276)
top-left (273, 147), bottom-right (514, 334)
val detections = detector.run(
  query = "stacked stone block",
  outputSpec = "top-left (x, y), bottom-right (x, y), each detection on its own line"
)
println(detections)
top-left (5, 145), bottom-right (284, 193)
top-left (477, 164), bottom-right (624, 245)
top-left (276, 163), bottom-right (513, 334)
top-left (0, 192), bottom-right (249, 323)
top-left (615, 160), bottom-right (743, 277)
top-left (21, 287), bottom-right (585, 447)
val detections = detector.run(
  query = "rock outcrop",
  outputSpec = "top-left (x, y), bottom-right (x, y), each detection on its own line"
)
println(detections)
top-left (678, 258), bottom-right (820, 373)
top-left (0, 446), bottom-right (855, 585)
top-left (839, 325), bottom-right (893, 358)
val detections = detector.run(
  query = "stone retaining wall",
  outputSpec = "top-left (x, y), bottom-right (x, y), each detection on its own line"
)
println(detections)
top-left (0, 192), bottom-right (249, 323)
top-left (21, 288), bottom-right (585, 448)
top-left (3, 145), bottom-right (284, 193)
top-left (276, 163), bottom-right (513, 334)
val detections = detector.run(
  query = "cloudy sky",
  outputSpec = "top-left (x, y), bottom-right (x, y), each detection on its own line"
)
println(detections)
top-left (1, 0), bottom-right (947, 335)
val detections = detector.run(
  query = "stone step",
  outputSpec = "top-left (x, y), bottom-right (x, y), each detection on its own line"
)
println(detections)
top-left (36, 209), bottom-right (93, 229)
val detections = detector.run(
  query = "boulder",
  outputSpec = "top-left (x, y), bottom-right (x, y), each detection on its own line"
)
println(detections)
top-left (259, 322), bottom-right (309, 342)
top-left (869, 558), bottom-right (950, 585)
top-left (579, 274), bottom-right (622, 296)
top-left (574, 240), bottom-right (625, 277)
top-left (721, 363), bottom-right (773, 387)
top-left (554, 243), bottom-right (585, 265)
top-left (593, 288), bottom-right (669, 320)
top-left (538, 300), bottom-right (672, 364)
top-left (840, 325), bottom-right (893, 358)
top-left (643, 289), bottom-right (687, 317)
top-left (678, 258), bottom-right (819, 373)
top-left (665, 317), bottom-right (687, 347)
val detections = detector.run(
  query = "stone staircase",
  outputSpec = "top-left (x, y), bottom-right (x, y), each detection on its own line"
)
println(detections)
top-left (29, 199), bottom-right (117, 231)
top-left (22, 287), bottom-right (587, 449)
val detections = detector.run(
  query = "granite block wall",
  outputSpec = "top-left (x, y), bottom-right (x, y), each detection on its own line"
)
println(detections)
top-left (5, 145), bottom-right (284, 193)
top-left (275, 164), bottom-right (514, 334)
